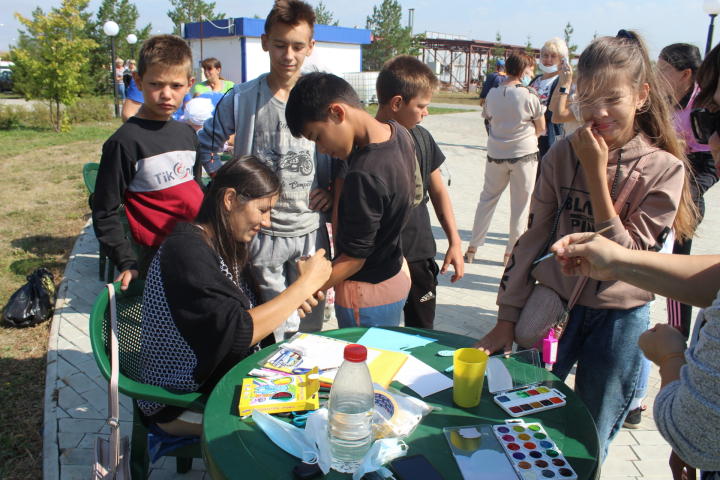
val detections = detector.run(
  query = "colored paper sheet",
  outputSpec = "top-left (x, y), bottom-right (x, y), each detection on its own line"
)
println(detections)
top-left (394, 355), bottom-right (453, 398)
top-left (357, 327), bottom-right (438, 353)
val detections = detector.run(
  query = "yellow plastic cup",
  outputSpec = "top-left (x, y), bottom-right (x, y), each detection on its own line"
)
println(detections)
top-left (453, 348), bottom-right (488, 408)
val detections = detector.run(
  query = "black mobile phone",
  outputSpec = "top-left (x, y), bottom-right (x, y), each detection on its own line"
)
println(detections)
top-left (390, 454), bottom-right (446, 480)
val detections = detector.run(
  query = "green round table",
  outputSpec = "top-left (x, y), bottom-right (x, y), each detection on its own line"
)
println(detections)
top-left (202, 327), bottom-right (600, 479)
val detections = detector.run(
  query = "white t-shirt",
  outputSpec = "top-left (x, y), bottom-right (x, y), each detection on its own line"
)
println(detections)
top-left (482, 84), bottom-right (546, 160)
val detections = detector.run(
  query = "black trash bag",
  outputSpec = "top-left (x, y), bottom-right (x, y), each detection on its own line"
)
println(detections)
top-left (2, 267), bottom-right (56, 327)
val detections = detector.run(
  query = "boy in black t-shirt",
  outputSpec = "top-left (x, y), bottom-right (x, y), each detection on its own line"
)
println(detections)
top-left (286, 72), bottom-right (416, 327)
top-left (335, 55), bottom-right (464, 329)
top-left (93, 35), bottom-right (203, 291)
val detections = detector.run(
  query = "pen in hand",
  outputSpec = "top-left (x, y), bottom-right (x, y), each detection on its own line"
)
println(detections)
top-left (532, 226), bottom-right (613, 265)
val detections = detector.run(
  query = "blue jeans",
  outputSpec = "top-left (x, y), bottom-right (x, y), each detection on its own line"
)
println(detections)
top-left (634, 357), bottom-right (652, 400)
top-left (552, 302), bottom-right (651, 463)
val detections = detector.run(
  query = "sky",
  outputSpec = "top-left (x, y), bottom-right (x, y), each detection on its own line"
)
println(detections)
top-left (0, 0), bottom-right (717, 60)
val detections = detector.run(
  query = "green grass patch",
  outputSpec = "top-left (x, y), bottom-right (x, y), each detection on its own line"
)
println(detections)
top-left (0, 122), bottom-right (112, 479)
top-left (432, 90), bottom-right (482, 105)
top-left (0, 119), bottom-right (121, 158)
top-left (364, 105), bottom-right (472, 117)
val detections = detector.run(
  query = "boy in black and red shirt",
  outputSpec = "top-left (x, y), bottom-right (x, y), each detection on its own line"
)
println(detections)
top-left (92, 34), bottom-right (204, 290)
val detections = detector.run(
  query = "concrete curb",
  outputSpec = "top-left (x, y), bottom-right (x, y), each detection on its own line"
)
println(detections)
top-left (43, 220), bottom-right (91, 480)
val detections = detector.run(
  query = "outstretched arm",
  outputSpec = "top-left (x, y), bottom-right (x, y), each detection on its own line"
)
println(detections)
top-left (551, 233), bottom-right (720, 308)
top-left (428, 169), bottom-right (464, 282)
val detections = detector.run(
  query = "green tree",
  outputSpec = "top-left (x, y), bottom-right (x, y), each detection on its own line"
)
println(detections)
top-left (525, 33), bottom-right (533, 54)
top-left (593, 31), bottom-right (598, 40)
top-left (316, 1), bottom-right (339, 26)
top-left (167, 0), bottom-right (225, 35)
top-left (85, 0), bottom-right (152, 95)
top-left (363, 0), bottom-right (414, 71)
top-left (487, 30), bottom-right (505, 74)
top-left (253, 14), bottom-right (262, 19)
top-left (10, 0), bottom-right (97, 132)
top-left (564, 21), bottom-right (578, 60)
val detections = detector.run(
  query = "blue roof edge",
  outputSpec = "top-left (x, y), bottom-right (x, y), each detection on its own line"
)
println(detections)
top-left (183, 18), bottom-right (371, 44)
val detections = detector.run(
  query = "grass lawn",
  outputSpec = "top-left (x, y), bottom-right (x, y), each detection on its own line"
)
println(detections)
top-left (431, 91), bottom-right (481, 106)
top-left (364, 104), bottom-right (473, 116)
top-left (0, 119), bottom-right (121, 479)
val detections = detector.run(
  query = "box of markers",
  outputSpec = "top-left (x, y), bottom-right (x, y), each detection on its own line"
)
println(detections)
top-left (487, 349), bottom-right (566, 417)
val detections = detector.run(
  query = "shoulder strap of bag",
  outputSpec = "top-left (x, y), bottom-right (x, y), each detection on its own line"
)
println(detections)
top-left (566, 153), bottom-right (652, 309)
top-left (401, 125), bottom-right (424, 208)
top-left (106, 284), bottom-right (121, 474)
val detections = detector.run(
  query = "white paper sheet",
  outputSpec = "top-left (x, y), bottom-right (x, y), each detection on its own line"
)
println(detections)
top-left (394, 355), bottom-right (453, 397)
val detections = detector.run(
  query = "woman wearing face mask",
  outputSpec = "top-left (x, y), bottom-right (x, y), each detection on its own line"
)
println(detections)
top-left (529, 37), bottom-right (569, 171)
top-left (465, 52), bottom-right (545, 266)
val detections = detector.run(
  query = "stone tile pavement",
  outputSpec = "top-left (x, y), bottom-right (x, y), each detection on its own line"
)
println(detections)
top-left (43, 110), bottom-right (720, 479)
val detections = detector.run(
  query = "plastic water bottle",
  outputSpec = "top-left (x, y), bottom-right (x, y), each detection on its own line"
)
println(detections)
top-left (327, 344), bottom-right (374, 472)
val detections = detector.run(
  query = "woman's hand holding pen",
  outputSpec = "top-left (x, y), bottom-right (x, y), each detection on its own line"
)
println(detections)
top-left (551, 233), bottom-right (623, 281)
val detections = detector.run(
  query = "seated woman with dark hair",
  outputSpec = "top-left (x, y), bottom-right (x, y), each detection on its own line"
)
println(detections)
top-left (137, 156), bottom-right (332, 436)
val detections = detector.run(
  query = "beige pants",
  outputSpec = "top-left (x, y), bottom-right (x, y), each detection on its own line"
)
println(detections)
top-left (469, 159), bottom-right (538, 255)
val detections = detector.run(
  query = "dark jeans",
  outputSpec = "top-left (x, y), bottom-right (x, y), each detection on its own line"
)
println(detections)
top-left (552, 302), bottom-right (651, 462)
top-left (668, 172), bottom-right (717, 338)
top-left (403, 258), bottom-right (440, 329)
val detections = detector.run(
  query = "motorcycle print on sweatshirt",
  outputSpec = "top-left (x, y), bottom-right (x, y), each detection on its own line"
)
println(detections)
top-left (262, 149), bottom-right (314, 176)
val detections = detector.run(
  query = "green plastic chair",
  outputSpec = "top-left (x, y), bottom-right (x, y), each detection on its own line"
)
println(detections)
top-left (89, 280), bottom-right (207, 479)
top-left (83, 163), bottom-right (106, 280)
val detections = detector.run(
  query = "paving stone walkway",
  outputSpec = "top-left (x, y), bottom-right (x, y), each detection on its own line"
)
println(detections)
top-left (44, 110), bottom-right (720, 479)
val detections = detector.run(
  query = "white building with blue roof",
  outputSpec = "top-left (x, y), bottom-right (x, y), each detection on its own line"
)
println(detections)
top-left (182, 18), bottom-right (372, 84)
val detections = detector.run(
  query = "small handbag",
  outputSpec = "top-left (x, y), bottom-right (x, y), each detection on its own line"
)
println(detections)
top-left (92, 284), bottom-right (132, 480)
top-left (515, 153), bottom-right (650, 349)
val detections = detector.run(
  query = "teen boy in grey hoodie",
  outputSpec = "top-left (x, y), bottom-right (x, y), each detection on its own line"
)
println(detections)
top-left (198, 0), bottom-right (333, 341)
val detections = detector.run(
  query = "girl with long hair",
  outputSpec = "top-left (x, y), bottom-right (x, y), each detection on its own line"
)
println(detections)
top-left (473, 30), bottom-right (698, 461)
top-left (137, 156), bottom-right (331, 437)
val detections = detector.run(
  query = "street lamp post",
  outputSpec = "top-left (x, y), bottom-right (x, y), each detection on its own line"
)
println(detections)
top-left (103, 21), bottom-right (120, 117)
top-left (126, 33), bottom-right (137, 61)
top-left (704, 0), bottom-right (720, 56)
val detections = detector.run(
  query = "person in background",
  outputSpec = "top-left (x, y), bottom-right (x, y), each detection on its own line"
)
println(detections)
top-left (123, 59), bottom-right (136, 93)
top-left (530, 37), bottom-right (568, 175)
top-left (479, 58), bottom-right (507, 133)
top-left (115, 58), bottom-right (126, 102)
top-left (465, 52), bottom-right (545, 267)
top-left (657, 43), bottom-right (718, 339)
top-left (184, 97), bottom-right (215, 133)
top-left (198, 0), bottom-right (334, 341)
top-left (548, 58), bottom-right (583, 136)
top-left (472, 31), bottom-right (699, 461)
top-left (137, 157), bottom-right (332, 436)
top-left (333, 55), bottom-right (464, 329)
top-left (286, 72), bottom-right (417, 328)
top-left (192, 57), bottom-right (235, 97)
top-left (93, 35), bottom-right (203, 290)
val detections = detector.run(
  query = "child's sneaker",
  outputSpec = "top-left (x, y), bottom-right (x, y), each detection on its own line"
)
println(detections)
top-left (622, 405), bottom-right (647, 429)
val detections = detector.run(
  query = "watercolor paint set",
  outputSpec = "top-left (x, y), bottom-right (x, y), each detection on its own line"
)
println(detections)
top-left (493, 420), bottom-right (578, 480)
top-left (487, 349), bottom-right (566, 417)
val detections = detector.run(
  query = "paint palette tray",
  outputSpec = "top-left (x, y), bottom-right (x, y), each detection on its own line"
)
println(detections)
top-left (493, 420), bottom-right (577, 480)
top-left (487, 349), bottom-right (566, 417)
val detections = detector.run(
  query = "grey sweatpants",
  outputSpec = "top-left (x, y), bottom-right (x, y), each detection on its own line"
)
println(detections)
top-left (248, 228), bottom-right (329, 342)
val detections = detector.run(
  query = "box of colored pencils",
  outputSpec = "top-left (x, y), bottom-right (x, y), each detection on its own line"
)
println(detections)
top-left (487, 349), bottom-right (566, 417)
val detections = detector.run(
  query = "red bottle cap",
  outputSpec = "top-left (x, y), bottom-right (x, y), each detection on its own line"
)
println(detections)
top-left (344, 344), bottom-right (368, 362)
